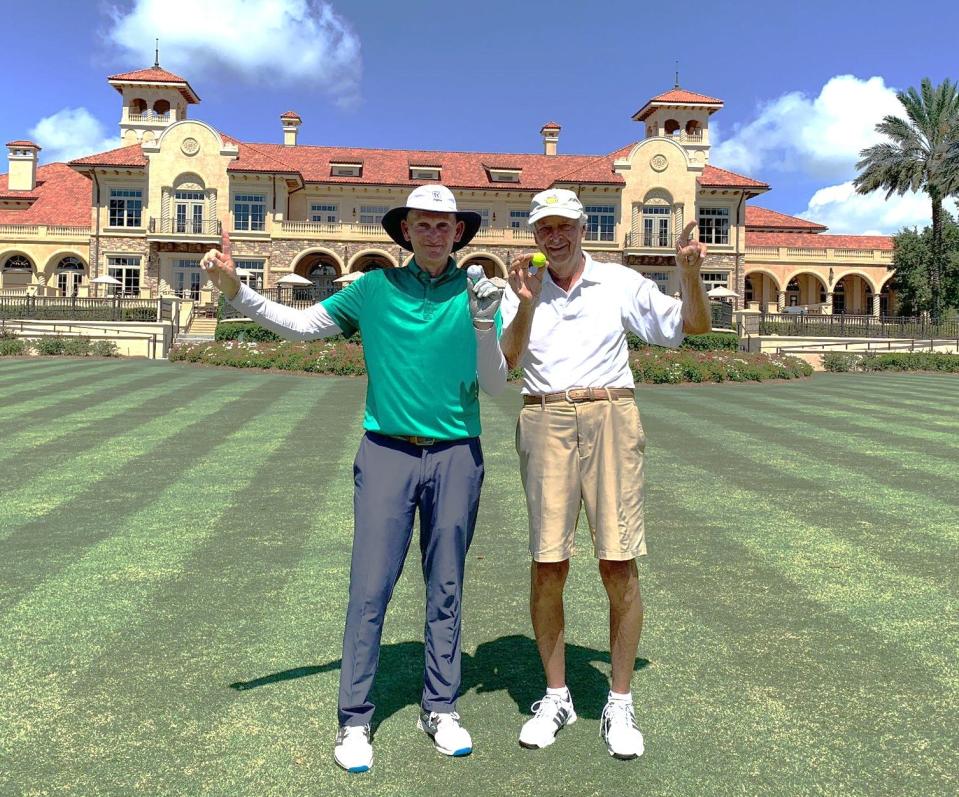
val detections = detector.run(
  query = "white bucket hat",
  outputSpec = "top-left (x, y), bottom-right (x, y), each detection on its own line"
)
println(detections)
top-left (528, 188), bottom-right (585, 225)
top-left (381, 184), bottom-right (482, 252)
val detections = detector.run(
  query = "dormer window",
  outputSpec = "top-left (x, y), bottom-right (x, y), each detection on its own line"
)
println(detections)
top-left (330, 162), bottom-right (362, 177)
top-left (487, 166), bottom-right (522, 183)
top-left (410, 166), bottom-right (441, 181)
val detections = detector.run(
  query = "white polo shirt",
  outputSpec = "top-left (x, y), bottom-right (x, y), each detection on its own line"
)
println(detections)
top-left (500, 253), bottom-right (685, 394)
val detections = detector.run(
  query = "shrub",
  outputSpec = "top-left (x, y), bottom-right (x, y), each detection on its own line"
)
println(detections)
top-left (0, 338), bottom-right (27, 356)
top-left (170, 339), bottom-right (367, 376)
top-left (627, 332), bottom-right (740, 351)
top-left (215, 321), bottom-right (281, 342)
top-left (822, 353), bottom-right (863, 372)
top-left (35, 337), bottom-right (67, 355)
top-left (90, 340), bottom-right (120, 357)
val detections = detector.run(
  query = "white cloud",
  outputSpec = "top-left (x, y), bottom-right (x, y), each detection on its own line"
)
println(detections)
top-left (798, 181), bottom-right (959, 235)
top-left (713, 75), bottom-right (903, 181)
top-left (29, 108), bottom-right (117, 163)
top-left (105, 0), bottom-right (362, 108)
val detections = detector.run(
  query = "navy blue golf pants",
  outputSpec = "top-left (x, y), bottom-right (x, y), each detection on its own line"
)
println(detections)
top-left (338, 432), bottom-right (484, 727)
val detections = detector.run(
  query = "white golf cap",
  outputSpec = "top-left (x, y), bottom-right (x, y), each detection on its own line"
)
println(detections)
top-left (528, 188), bottom-right (585, 225)
top-left (381, 184), bottom-right (482, 252)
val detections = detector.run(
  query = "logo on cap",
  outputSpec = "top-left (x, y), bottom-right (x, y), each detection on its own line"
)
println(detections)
top-left (546, 196), bottom-right (558, 204)
top-left (432, 190), bottom-right (442, 201)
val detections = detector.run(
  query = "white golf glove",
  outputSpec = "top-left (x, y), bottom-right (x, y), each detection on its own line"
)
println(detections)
top-left (467, 265), bottom-right (506, 323)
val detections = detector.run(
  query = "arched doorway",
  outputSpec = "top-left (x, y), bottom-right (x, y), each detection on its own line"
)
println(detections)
top-left (55, 256), bottom-right (86, 296)
top-left (833, 274), bottom-right (873, 315)
top-left (786, 273), bottom-right (827, 308)
top-left (350, 252), bottom-right (395, 273)
top-left (459, 254), bottom-right (506, 279)
top-left (744, 271), bottom-right (779, 312)
top-left (294, 252), bottom-right (342, 300)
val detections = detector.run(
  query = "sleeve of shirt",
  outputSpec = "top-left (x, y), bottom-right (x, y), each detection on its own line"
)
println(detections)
top-left (499, 285), bottom-right (519, 329)
top-left (320, 275), bottom-right (370, 338)
top-left (228, 283), bottom-right (343, 340)
top-left (621, 270), bottom-right (686, 348)
top-left (475, 312), bottom-right (507, 396)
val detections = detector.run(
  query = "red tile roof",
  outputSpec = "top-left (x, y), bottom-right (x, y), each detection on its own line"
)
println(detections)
top-left (634, 88), bottom-right (724, 121)
top-left (746, 206), bottom-right (827, 232)
top-left (280, 111), bottom-right (302, 121)
top-left (69, 144), bottom-right (148, 168)
top-left (540, 121), bottom-right (562, 130)
top-left (747, 231), bottom-right (893, 251)
top-left (6, 140), bottom-right (40, 149)
top-left (700, 165), bottom-right (768, 189)
top-left (0, 163), bottom-right (91, 226)
top-left (107, 66), bottom-right (200, 103)
top-left (228, 142), bottom-right (627, 188)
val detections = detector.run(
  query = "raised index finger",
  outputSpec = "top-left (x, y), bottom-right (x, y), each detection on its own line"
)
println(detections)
top-left (221, 229), bottom-right (232, 258)
top-left (678, 221), bottom-right (698, 246)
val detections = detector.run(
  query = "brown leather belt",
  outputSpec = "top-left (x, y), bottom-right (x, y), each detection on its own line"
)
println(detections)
top-left (386, 434), bottom-right (442, 446)
top-left (523, 387), bottom-right (634, 406)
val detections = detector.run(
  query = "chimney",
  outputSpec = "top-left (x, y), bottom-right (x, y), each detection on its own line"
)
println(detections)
top-left (6, 140), bottom-right (41, 191)
top-left (280, 111), bottom-right (302, 147)
top-left (540, 122), bottom-right (561, 156)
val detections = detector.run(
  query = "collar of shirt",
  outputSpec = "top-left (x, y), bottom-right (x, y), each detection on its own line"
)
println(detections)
top-left (407, 256), bottom-right (460, 285)
top-left (542, 252), bottom-right (602, 296)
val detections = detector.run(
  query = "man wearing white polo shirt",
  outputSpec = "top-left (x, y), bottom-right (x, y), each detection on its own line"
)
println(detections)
top-left (500, 188), bottom-right (710, 759)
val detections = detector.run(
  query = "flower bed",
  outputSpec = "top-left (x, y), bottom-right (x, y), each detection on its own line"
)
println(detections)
top-left (0, 332), bottom-right (118, 357)
top-left (822, 352), bottom-right (959, 373)
top-left (630, 349), bottom-right (812, 383)
top-left (171, 339), bottom-right (811, 383)
top-left (170, 339), bottom-right (366, 375)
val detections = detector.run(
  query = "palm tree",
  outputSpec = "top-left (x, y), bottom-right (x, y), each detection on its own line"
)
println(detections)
top-left (855, 78), bottom-right (959, 321)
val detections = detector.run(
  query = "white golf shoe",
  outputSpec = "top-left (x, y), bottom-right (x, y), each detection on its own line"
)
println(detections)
top-left (600, 700), bottom-right (645, 759)
top-left (519, 692), bottom-right (577, 749)
top-left (333, 724), bottom-right (373, 773)
top-left (417, 710), bottom-right (473, 756)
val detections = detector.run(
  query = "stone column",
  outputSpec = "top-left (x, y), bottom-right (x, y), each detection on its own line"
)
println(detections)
top-left (777, 290), bottom-right (786, 312)
top-left (824, 292), bottom-right (834, 315)
top-left (871, 295), bottom-right (881, 318)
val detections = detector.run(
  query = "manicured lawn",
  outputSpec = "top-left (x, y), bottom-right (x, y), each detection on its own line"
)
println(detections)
top-left (0, 360), bottom-right (956, 796)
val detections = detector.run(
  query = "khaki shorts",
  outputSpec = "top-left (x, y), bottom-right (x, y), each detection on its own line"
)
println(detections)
top-left (515, 397), bottom-right (646, 562)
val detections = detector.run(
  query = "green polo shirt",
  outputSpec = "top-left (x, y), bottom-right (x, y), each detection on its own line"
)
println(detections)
top-left (322, 258), bottom-right (497, 440)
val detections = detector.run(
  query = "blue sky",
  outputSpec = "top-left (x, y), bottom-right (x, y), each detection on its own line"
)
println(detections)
top-left (3, 0), bottom-right (957, 234)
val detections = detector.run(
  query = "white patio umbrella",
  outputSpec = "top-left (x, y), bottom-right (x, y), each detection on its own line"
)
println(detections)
top-left (234, 267), bottom-right (253, 277)
top-left (333, 271), bottom-right (365, 284)
top-left (91, 274), bottom-right (122, 297)
top-left (707, 285), bottom-right (740, 298)
top-left (275, 273), bottom-right (314, 286)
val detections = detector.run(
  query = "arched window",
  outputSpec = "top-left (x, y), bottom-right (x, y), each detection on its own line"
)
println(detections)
top-left (153, 99), bottom-right (171, 116)
top-left (664, 119), bottom-right (680, 136)
top-left (130, 98), bottom-right (147, 115)
top-left (3, 255), bottom-right (31, 271)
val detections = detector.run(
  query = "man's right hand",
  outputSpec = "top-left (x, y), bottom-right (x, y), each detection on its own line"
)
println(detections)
top-left (201, 230), bottom-right (241, 301)
top-left (508, 254), bottom-right (546, 306)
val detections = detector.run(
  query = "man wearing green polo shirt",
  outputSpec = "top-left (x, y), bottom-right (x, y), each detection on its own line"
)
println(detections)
top-left (200, 185), bottom-right (506, 773)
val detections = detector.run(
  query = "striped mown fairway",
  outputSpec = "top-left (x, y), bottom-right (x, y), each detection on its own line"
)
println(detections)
top-left (1, 360), bottom-right (956, 796)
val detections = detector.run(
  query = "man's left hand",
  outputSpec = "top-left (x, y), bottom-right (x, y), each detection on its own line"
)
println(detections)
top-left (676, 221), bottom-right (707, 273)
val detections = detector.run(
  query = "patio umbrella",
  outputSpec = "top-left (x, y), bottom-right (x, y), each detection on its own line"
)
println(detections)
top-left (275, 273), bottom-right (313, 286)
top-left (234, 267), bottom-right (252, 277)
top-left (333, 271), bottom-right (365, 284)
top-left (91, 275), bottom-right (122, 285)
top-left (707, 286), bottom-right (740, 298)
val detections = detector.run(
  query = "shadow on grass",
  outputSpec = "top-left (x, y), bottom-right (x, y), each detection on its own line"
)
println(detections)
top-left (229, 634), bottom-right (649, 725)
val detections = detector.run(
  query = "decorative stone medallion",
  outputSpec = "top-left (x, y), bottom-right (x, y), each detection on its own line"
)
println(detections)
top-left (650, 154), bottom-right (668, 173)
top-left (181, 137), bottom-right (200, 156)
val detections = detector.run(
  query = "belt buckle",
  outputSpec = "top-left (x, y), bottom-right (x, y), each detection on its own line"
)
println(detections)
top-left (564, 388), bottom-right (585, 403)
top-left (415, 436), bottom-right (436, 446)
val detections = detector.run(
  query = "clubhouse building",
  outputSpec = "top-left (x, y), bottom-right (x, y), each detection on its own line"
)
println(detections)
top-left (0, 63), bottom-right (896, 317)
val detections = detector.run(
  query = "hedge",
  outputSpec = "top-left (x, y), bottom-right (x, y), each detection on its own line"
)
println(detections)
top-left (627, 332), bottom-right (739, 351)
top-left (171, 339), bottom-right (810, 383)
top-left (822, 352), bottom-right (959, 373)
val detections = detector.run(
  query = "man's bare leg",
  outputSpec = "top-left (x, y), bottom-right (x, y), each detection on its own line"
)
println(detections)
top-left (530, 560), bottom-right (570, 687)
top-left (599, 558), bottom-right (643, 693)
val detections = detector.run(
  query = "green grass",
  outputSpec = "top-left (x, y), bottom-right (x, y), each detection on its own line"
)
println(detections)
top-left (0, 360), bottom-right (956, 796)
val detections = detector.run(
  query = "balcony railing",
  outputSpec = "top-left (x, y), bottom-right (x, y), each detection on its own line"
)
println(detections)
top-left (0, 223), bottom-right (89, 240)
top-left (625, 231), bottom-right (674, 249)
top-left (149, 218), bottom-right (222, 236)
top-left (745, 245), bottom-right (892, 264)
top-left (127, 112), bottom-right (171, 123)
top-left (277, 220), bottom-right (538, 245)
